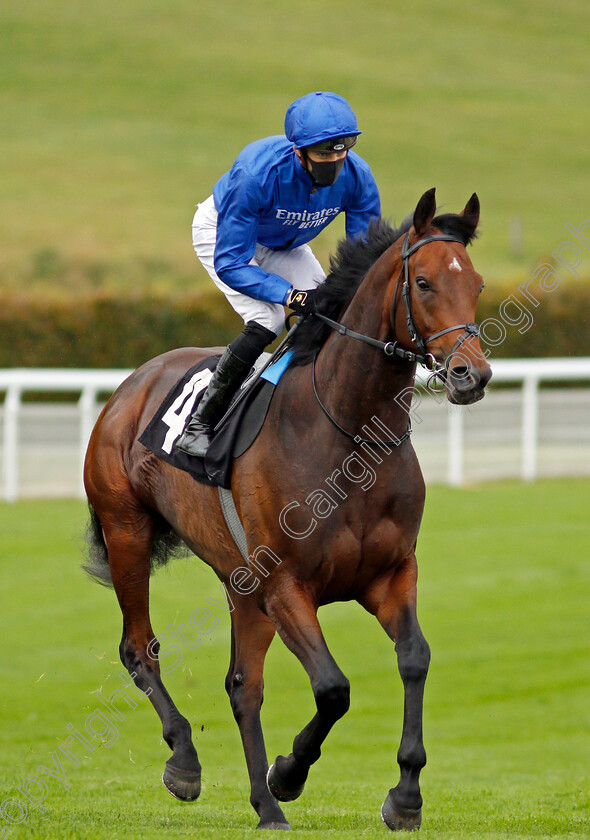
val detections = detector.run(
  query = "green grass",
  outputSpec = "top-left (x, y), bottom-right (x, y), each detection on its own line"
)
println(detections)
top-left (0, 480), bottom-right (588, 838)
top-left (2, 0), bottom-right (590, 291)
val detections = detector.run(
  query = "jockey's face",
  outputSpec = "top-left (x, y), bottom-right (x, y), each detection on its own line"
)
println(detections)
top-left (294, 146), bottom-right (349, 186)
top-left (294, 147), bottom-right (348, 170)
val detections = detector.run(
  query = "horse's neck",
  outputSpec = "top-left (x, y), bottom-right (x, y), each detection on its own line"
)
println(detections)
top-left (313, 260), bottom-right (416, 440)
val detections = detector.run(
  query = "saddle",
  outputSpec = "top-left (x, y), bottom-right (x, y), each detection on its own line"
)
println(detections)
top-left (138, 351), bottom-right (292, 489)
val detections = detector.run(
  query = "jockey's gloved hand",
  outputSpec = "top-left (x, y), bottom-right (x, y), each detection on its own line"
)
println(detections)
top-left (285, 287), bottom-right (319, 315)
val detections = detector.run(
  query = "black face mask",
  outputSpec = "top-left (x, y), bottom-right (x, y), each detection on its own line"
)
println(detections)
top-left (306, 156), bottom-right (346, 187)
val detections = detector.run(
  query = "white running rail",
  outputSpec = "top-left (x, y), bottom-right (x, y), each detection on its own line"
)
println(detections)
top-left (0, 359), bottom-right (589, 501)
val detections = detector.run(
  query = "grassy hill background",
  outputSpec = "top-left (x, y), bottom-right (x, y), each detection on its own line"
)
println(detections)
top-left (2, 0), bottom-right (590, 298)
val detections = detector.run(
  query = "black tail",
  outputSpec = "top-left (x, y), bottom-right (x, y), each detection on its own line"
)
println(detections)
top-left (82, 504), bottom-right (113, 587)
top-left (82, 503), bottom-right (188, 588)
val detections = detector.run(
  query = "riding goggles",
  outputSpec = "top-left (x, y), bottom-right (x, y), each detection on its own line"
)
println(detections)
top-left (304, 135), bottom-right (358, 153)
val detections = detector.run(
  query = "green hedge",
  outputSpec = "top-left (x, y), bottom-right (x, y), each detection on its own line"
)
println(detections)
top-left (0, 278), bottom-right (588, 369)
top-left (476, 278), bottom-right (590, 359)
top-left (0, 289), bottom-right (243, 369)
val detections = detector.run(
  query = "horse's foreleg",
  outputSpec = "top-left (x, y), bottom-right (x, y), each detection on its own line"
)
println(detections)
top-left (100, 508), bottom-right (201, 802)
top-left (361, 553), bottom-right (430, 831)
top-left (265, 583), bottom-right (350, 803)
top-left (225, 598), bottom-right (290, 830)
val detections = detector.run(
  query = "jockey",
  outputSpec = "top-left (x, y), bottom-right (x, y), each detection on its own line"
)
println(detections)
top-left (176, 91), bottom-right (381, 457)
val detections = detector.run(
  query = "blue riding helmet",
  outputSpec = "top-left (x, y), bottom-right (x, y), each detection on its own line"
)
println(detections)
top-left (284, 91), bottom-right (362, 149)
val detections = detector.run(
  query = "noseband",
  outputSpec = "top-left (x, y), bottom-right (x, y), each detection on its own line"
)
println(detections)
top-left (314, 231), bottom-right (480, 374)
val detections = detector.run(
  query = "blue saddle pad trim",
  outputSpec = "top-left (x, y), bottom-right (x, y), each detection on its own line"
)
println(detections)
top-left (261, 349), bottom-right (293, 385)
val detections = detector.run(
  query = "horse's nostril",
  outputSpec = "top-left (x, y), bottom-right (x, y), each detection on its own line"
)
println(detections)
top-left (450, 365), bottom-right (474, 385)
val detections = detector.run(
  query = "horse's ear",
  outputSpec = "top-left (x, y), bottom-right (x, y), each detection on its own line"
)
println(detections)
top-left (413, 188), bottom-right (437, 236)
top-left (461, 192), bottom-right (480, 233)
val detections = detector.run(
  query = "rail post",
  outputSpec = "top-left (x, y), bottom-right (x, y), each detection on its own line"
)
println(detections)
top-left (3, 385), bottom-right (21, 502)
top-left (521, 375), bottom-right (539, 481)
top-left (447, 406), bottom-right (464, 486)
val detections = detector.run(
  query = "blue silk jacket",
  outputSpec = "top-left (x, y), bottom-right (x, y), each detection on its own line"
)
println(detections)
top-left (211, 135), bottom-right (381, 303)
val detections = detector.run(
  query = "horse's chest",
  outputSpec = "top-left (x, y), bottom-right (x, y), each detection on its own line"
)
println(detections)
top-left (298, 503), bottom-right (421, 598)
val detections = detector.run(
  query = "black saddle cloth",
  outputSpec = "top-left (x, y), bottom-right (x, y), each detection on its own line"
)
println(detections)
top-left (138, 356), bottom-right (276, 489)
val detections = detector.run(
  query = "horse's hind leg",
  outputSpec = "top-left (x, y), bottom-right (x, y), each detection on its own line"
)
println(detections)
top-left (97, 500), bottom-right (201, 801)
top-left (264, 583), bottom-right (350, 803)
top-left (360, 552), bottom-right (430, 831)
top-left (225, 597), bottom-right (290, 830)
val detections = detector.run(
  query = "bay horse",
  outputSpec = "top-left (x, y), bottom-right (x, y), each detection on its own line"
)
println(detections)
top-left (83, 188), bottom-right (491, 831)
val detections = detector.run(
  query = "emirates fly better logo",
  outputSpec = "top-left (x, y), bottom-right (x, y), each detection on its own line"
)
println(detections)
top-left (275, 206), bottom-right (341, 228)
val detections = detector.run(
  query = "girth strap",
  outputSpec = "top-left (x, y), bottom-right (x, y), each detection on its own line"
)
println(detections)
top-left (218, 486), bottom-right (249, 564)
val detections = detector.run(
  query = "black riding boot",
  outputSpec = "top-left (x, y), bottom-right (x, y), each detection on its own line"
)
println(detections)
top-left (175, 321), bottom-right (276, 457)
top-left (175, 348), bottom-right (251, 457)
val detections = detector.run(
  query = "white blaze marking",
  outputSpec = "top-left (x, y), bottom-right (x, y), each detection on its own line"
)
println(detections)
top-left (449, 257), bottom-right (462, 272)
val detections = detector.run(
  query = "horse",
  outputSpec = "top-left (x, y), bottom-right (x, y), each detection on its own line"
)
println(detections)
top-left (83, 187), bottom-right (492, 831)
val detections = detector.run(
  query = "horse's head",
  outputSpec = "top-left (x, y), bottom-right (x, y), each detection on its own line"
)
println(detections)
top-left (390, 188), bottom-right (492, 405)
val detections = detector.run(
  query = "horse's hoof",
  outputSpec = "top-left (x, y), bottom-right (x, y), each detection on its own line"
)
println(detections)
top-left (381, 791), bottom-right (422, 831)
top-left (162, 761), bottom-right (201, 801)
top-left (266, 760), bottom-right (306, 802)
top-left (256, 819), bottom-right (292, 830)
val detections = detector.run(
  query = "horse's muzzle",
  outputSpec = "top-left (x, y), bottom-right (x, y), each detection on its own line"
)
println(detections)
top-left (446, 361), bottom-right (492, 405)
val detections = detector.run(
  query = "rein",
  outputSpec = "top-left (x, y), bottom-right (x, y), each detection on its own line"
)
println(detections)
top-left (310, 231), bottom-right (481, 445)
top-left (311, 354), bottom-right (413, 447)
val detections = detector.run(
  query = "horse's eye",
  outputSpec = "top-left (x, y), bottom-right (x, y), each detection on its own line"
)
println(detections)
top-left (415, 277), bottom-right (431, 291)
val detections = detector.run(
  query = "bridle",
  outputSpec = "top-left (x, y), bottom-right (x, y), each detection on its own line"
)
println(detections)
top-left (395, 232), bottom-right (480, 370)
top-left (309, 231), bottom-right (481, 445)
top-left (315, 231), bottom-right (480, 373)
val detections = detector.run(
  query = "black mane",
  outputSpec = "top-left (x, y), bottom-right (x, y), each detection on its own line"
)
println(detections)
top-left (288, 210), bottom-right (478, 367)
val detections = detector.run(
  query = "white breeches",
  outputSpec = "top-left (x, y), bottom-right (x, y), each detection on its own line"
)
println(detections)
top-left (192, 195), bottom-right (326, 335)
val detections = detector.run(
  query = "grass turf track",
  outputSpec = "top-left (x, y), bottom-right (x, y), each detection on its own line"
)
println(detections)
top-left (0, 478), bottom-right (588, 838)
